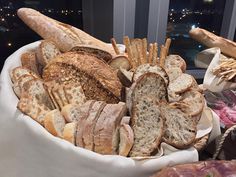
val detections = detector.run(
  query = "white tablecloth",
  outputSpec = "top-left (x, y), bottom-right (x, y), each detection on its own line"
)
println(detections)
top-left (0, 41), bottom-right (217, 177)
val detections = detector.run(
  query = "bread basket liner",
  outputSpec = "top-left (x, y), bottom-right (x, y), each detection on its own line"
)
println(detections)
top-left (0, 41), bottom-right (221, 177)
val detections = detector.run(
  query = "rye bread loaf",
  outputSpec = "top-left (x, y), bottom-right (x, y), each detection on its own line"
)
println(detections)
top-left (94, 102), bottom-right (127, 155)
top-left (43, 52), bottom-right (121, 103)
top-left (36, 40), bottom-right (61, 66)
top-left (164, 55), bottom-right (186, 72)
top-left (160, 103), bottom-right (197, 149)
top-left (20, 52), bottom-right (40, 75)
top-left (17, 94), bottom-right (50, 125)
top-left (82, 101), bottom-right (106, 150)
top-left (119, 124), bottom-right (134, 156)
top-left (17, 8), bottom-right (115, 55)
top-left (63, 122), bottom-right (77, 145)
top-left (44, 109), bottom-right (66, 138)
top-left (132, 64), bottom-right (169, 85)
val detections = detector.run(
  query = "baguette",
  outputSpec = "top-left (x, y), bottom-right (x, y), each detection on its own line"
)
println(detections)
top-left (189, 28), bottom-right (236, 59)
top-left (44, 109), bottom-right (66, 138)
top-left (17, 8), bottom-right (115, 55)
top-left (63, 122), bottom-right (77, 145)
top-left (119, 124), bottom-right (134, 156)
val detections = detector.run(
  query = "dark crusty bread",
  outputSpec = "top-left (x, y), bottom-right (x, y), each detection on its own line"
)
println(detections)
top-left (82, 101), bottom-right (106, 150)
top-left (17, 8), bottom-right (115, 55)
top-left (94, 102), bottom-right (127, 155)
top-left (70, 45), bottom-right (112, 63)
top-left (160, 103), bottom-right (197, 149)
top-left (17, 94), bottom-right (50, 125)
top-left (126, 73), bottom-right (168, 114)
top-left (164, 55), bottom-right (186, 72)
top-left (129, 97), bottom-right (164, 157)
top-left (44, 109), bottom-right (66, 138)
top-left (22, 78), bottom-right (55, 110)
top-left (36, 40), bottom-right (61, 67)
top-left (10, 66), bottom-right (39, 84)
top-left (20, 52), bottom-right (40, 75)
top-left (119, 124), bottom-right (134, 156)
top-left (43, 52), bottom-right (121, 103)
top-left (132, 64), bottom-right (169, 85)
top-left (63, 122), bottom-right (77, 145)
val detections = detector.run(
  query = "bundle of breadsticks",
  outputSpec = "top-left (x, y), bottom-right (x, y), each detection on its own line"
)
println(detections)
top-left (212, 57), bottom-right (236, 83)
top-left (111, 37), bottom-right (171, 70)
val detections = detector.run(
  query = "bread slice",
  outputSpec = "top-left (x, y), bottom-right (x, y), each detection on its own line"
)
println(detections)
top-left (120, 116), bottom-right (131, 125)
top-left (21, 52), bottom-right (40, 75)
top-left (17, 94), bottom-right (50, 125)
top-left (36, 40), bottom-right (61, 66)
top-left (190, 76), bottom-right (203, 93)
top-left (51, 84), bottom-right (68, 109)
top-left (10, 66), bottom-right (39, 84)
top-left (119, 124), bottom-right (134, 156)
top-left (70, 45), bottom-right (112, 63)
top-left (94, 102), bottom-right (127, 155)
top-left (108, 55), bottom-right (131, 70)
top-left (165, 67), bottom-right (182, 82)
top-left (63, 83), bottom-right (86, 106)
top-left (164, 55), bottom-right (186, 72)
top-left (44, 82), bottom-right (60, 110)
top-left (82, 101), bottom-right (106, 150)
top-left (13, 74), bottom-right (35, 98)
top-left (126, 73), bottom-right (168, 114)
top-left (63, 122), bottom-right (77, 145)
top-left (44, 109), bottom-right (66, 138)
top-left (22, 78), bottom-right (55, 110)
top-left (160, 103), bottom-right (197, 149)
top-left (168, 73), bottom-right (193, 94)
top-left (129, 97), bottom-right (164, 157)
top-left (117, 68), bottom-right (133, 87)
top-left (132, 64), bottom-right (169, 85)
top-left (61, 100), bottom-right (96, 123)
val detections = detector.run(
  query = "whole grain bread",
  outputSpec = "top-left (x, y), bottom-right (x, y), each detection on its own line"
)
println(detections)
top-left (36, 40), bottom-right (61, 66)
top-left (94, 102), bottom-right (127, 155)
top-left (44, 109), bottom-right (66, 138)
top-left (160, 103), bottom-right (197, 149)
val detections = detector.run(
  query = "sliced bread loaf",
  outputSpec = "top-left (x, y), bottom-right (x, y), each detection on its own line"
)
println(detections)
top-left (44, 109), bottom-right (66, 138)
top-left (132, 64), bottom-right (169, 85)
top-left (165, 67), bottom-right (183, 82)
top-left (21, 52), bottom-right (40, 75)
top-left (94, 102), bottom-right (127, 155)
top-left (160, 103), bottom-right (197, 149)
top-left (17, 94), bottom-right (50, 125)
top-left (164, 55), bottom-right (186, 72)
top-left (36, 40), bottom-right (61, 66)
top-left (129, 97), bottom-right (164, 157)
top-left (119, 124), bottom-right (134, 156)
top-left (82, 101), bottom-right (106, 150)
top-left (51, 84), bottom-right (69, 109)
top-left (63, 122), bottom-right (77, 145)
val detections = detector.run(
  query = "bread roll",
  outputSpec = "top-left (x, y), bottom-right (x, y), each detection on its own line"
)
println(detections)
top-left (189, 28), bottom-right (236, 58)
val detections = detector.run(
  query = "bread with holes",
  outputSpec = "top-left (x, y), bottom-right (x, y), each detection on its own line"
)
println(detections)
top-left (63, 122), bottom-right (77, 145)
top-left (160, 103), bottom-right (197, 149)
top-left (44, 109), bottom-right (66, 138)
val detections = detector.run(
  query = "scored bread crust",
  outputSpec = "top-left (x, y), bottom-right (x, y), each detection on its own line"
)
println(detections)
top-left (94, 102), bottom-right (127, 155)
top-left (160, 103), bottom-right (197, 149)
top-left (119, 124), bottom-right (134, 156)
top-left (63, 122), bottom-right (77, 145)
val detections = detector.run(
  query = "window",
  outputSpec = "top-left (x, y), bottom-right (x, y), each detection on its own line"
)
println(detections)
top-left (0, 0), bottom-right (83, 70)
top-left (167, 0), bottom-right (226, 69)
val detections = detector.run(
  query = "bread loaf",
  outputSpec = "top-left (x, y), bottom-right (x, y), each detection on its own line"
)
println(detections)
top-left (17, 8), bottom-right (115, 55)
top-left (189, 28), bottom-right (236, 59)
top-left (108, 55), bottom-right (131, 70)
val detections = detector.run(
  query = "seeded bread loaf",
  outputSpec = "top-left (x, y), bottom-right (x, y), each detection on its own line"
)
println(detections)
top-left (160, 103), bottom-right (197, 149)
top-left (63, 122), bottom-right (77, 145)
top-left (20, 52), bottom-right (40, 75)
top-left (94, 102), bottom-right (127, 155)
top-left (43, 52), bottom-right (121, 103)
top-left (44, 109), bottom-right (66, 138)
top-left (17, 94), bottom-right (50, 125)
top-left (119, 124), bottom-right (134, 156)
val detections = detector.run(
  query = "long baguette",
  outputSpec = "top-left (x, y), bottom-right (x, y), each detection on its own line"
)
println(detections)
top-left (17, 8), bottom-right (115, 55)
top-left (189, 28), bottom-right (236, 58)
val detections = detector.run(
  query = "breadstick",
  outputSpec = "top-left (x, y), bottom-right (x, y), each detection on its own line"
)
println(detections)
top-left (160, 45), bottom-right (167, 67)
top-left (152, 43), bottom-right (158, 65)
top-left (148, 44), bottom-right (153, 64)
top-left (165, 38), bottom-right (171, 55)
top-left (111, 38), bottom-right (120, 55)
top-left (136, 44), bottom-right (143, 66)
top-left (123, 36), bottom-right (136, 68)
top-left (142, 38), bottom-right (147, 63)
